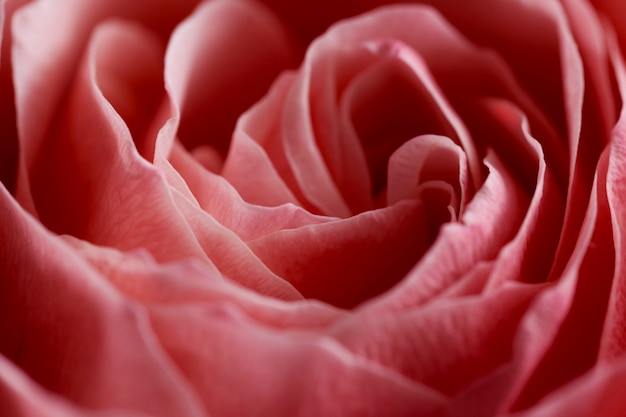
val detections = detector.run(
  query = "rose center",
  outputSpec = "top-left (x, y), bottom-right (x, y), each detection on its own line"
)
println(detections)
top-left (343, 54), bottom-right (457, 202)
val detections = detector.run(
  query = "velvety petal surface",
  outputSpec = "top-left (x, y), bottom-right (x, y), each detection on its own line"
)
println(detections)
top-left (0, 185), bottom-right (206, 416)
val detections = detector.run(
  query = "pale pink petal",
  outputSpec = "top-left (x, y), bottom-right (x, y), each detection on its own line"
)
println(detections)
top-left (318, 46), bottom-right (376, 213)
top-left (280, 6), bottom-right (485, 216)
top-left (160, 0), bottom-right (301, 210)
top-left (0, 185), bottom-right (206, 416)
top-left (248, 200), bottom-right (436, 308)
top-left (92, 18), bottom-right (165, 161)
top-left (331, 283), bottom-right (540, 397)
top-left (149, 303), bottom-right (446, 417)
top-left (386, 1), bottom-right (598, 291)
top-left (335, 42), bottom-right (466, 211)
top-left (63, 236), bottom-right (346, 330)
top-left (438, 262), bottom-right (493, 298)
top-left (387, 134), bottom-right (466, 209)
top-left (308, 5), bottom-right (487, 188)
top-left (169, 188), bottom-right (304, 301)
top-left (281, 70), bottom-right (353, 217)
top-left (365, 152), bottom-right (528, 312)
top-left (225, 5), bottom-right (493, 218)
top-left (478, 100), bottom-right (563, 288)
top-left (562, 0), bottom-right (616, 139)
top-left (19, 20), bottom-right (213, 264)
top-left (397, 131), bottom-right (547, 298)
top-left (420, 0), bottom-right (574, 141)
top-left (190, 145), bottom-right (223, 173)
top-left (152, 0), bottom-right (349, 300)
top-left (599, 23), bottom-right (626, 359)
top-left (0, 0), bottom-right (31, 192)
top-left (0, 355), bottom-right (145, 417)
top-left (170, 141), bottom-right (334, 241)
top-left (451, 150), bottom-right (613, 413)
top-left (163, 0), bottom-right (293, 160)
top-left (376, 2), bottom-right (615, 305)
top-left (505, 358), bottom-right (626, 417)
top-left (449, 284), bottom-right (572, 415)
top-left (12, 0), bottom-right (201, 210)
top-left (548, 0), bottom-right (614, 280)
top-left (592, 0), bottom-right (626, 56)
top-left (357, 0), bottom-right (607, 295)
top-left (425, 0), bottom-right (611, 292)
top-left (223, 73), bottom-right (309, 209)
top-left (4, 2), bottom-right (621, 416)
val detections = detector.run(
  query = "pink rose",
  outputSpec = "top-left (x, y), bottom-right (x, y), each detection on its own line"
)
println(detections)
top-left (2, 0), bottom-right (626, 415)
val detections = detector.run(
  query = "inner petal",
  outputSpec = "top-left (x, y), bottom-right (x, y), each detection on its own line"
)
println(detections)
top-left (93, 19), bottom-right (165, 160)
top-left (342, 54), bottom-right (455, 199)
top-left (166, 0), bottom-right (294, 160)
top-left (387, 134), bottom-right (466, 210)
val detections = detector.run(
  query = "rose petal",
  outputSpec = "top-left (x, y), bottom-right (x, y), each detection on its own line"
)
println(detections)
top-left (280, 70), bottom-right (354, 217)
top-left (223, 73), bottom-right (309, 209)
top-left (0, 354), bottom-right (146, 417)
top-left (331, 283), bottom-right (540, 396)
top-left (599, 22), bottom-right (626, 359)
top-left (591, 0), bottom-right (626, 59)
top-left (478, 100), bottom-right (563, 288)
top-left (91, 18), bottom-right (165, 161)
top-left (336, 42), bottom-right (466, 211)
top-left (20, 19), bottom-right (217, 265)
top-left (519, 163), bottom-right (613, 410)
top-left (12, 0), bottom-right (201, 210)
top-left (549, 0), bottom-right (614, 280)
top-left (365, 151), bottom-right (528, 312)
top-left (301, 7), bottom-right (485, 214)
top-left (169, 188), bottom-right (305, 301)
top-left (163, 0), bottom-right (293, 160)
top-left (504, 357), bottom-right (626, 417)
top-left (0, 0), bottom-right (30, 192)
top-left (562, 0), bottom-right (616, 139)
top-left (63, 236), bottom-right (346, 330)
top-left (149, 303), bottom-right (446, 417)
top-left (387, 134), bottom-right (466, 208)
top-left (169, 141), bottom-right (334, 242)
top-left (248, 200), bottom-right (435, 308)
top-left (0, 185), bottom-right (206, 416)
top-left (450, 149), bottom-right (613, 414)
top-left (225, 5), bottom-right (494, 218)
top-left (159, 0), bottom-right (303, 211)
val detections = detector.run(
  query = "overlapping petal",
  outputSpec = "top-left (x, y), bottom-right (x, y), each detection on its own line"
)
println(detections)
top-left (1, 0), bottom-right (626, 416)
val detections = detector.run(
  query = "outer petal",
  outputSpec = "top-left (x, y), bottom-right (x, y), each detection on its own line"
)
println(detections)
top-left (62, 236), bottom-right (346, 330)
top-left (149, 303), bottom-right (446, 417)
top-left (248, 200), bottom-right (435, 308)
top-left (223, 72), bottom-right (310, 209)
top-left (450, 148), bottom-right (614, 414)
top-left (169, 141), bottom-right (334, 242)
top-left (162, 0), bottom-right (294, 160)
top-left (599, 21), bottom-right (626, 359)
top-left (504, 358), bottom-right (626, 417)
top-left (169, 188), bottom-right (304, 301)
top-left (0, 355), bottom-right (144, 417)
top-left (0, 186), bottom-right (206, 416)
top-left (0, 0), bottom-right (31, 191)
top-left (20, 19), bottom-right (213, 265)
top-left (330, 283), bottom-right (541, 396)
top-left (364, 152), bottom-right (528, 312)
top-left (12, 0), bottom-right (202, 210)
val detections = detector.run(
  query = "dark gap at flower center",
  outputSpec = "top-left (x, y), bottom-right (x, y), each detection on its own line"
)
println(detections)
top-left (178, 79), bottom-right (271, 159)
top-left (177, 57), bottom-right (289, 163)
top-left (346, 58), bottom-right (454, 199)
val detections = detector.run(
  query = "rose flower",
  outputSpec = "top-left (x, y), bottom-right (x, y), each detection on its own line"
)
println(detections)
top-left (2, 0), bottom-right (626, 416)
